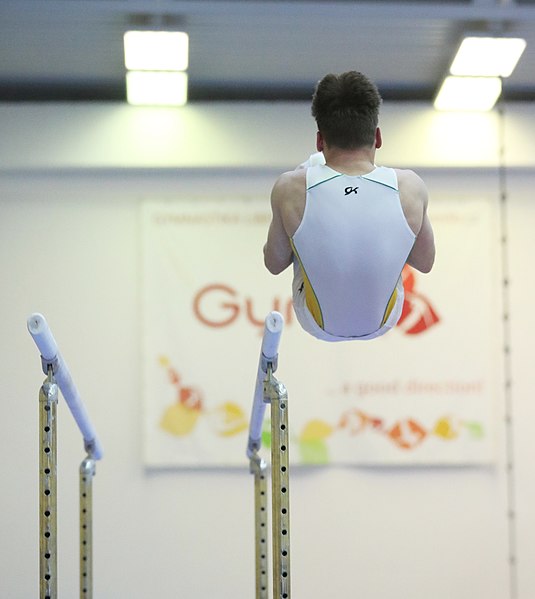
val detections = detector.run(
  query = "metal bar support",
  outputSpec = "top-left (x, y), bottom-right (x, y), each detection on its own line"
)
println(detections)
top-left (39, 369), bottom-right (58, 599)
top-left (247, 312), bottom-right (289, 598)
top-left (250, 454), bottom-right (269, 599)
top-left (80, 457), bottom-right (96, 599)
top-left (265, 366), bottom-right (291, 599)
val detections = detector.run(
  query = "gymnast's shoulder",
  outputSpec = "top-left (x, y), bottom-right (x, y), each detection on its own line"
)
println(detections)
top-left (394, 168), bottom-right (429, 204)
top-left (270, 169), bottom-right (307, 204)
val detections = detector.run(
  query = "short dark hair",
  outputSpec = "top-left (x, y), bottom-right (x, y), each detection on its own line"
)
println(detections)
top-left (311, 71), bottom-right (382, 149)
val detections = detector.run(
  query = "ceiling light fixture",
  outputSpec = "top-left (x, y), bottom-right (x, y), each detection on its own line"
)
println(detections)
top-left (124, 28), bottom-right (189, 106)
top-left (434, 34), bottom-right (526, 111)
top-left (434, 76), bottom-right (502, 112)
top-left (450, 36), bottom-right (526, 78)
top-left (124, 30), bottom-right (189, 72)
top-left (126, 71), bottom-right (188, 106)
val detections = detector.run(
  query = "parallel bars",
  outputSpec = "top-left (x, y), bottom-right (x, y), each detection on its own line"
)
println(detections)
top-left (28, 313), bottom-right (103, 599)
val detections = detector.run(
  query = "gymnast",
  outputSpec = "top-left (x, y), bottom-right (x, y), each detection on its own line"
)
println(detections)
top-left (264, 71), bottom-right (435, 341)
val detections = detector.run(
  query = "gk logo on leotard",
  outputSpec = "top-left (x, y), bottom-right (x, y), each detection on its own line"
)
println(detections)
top-left (344, 186), bottom-right (359, 195)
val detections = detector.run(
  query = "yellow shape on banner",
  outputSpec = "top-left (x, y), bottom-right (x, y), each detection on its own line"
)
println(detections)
top-left (211, 402), bottom-right (248, 437)
top-left (434, 417), bottom-right (459, 440)
top-left (160, 403), bottom-right (201, 436)
top-left (300, 419), bottom-right (334, 442)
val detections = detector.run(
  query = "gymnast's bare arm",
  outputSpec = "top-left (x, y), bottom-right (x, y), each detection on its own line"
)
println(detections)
top-left (264, 170), bottom-right (306, 275)
top-left (396, 169), bottom-right (436, 273)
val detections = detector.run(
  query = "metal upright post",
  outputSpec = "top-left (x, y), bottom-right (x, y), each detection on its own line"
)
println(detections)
top-left (265, 366), bottom-right (290, 599)
top-left (250, 454), bottom-right (269, 599)
top-left (247, 312), bottom-right (287, 599)
top-left (39, 369), bottom-right (58, 599)
top-left (79, 456), bottom-right (96, 599)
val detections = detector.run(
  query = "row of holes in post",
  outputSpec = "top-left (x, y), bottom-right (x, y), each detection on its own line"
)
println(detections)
top-left (42, 403), bottom-right (55, 599)
top-left (279, 401), bottom-right (289, 599)
top-left (81, 477), bottom-right (90, 595)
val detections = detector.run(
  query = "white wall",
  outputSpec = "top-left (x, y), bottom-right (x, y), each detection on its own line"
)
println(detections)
top-left (0, 101), bottom-right (528, 170)
top-left (1, 101), bottom-right (534, 598)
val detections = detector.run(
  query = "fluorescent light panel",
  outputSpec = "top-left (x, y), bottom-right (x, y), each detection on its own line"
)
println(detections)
top-left (126, 71), bottom-right (188, 106)
top-left (450, 36), bottom-right (526, 77)
top-left (434, 76), bottom-right (502, 111)
top-left (124, 31), bottom-right (189, 71)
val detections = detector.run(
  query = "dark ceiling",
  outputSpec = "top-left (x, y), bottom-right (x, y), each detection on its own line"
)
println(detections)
top-left (2, 0), bottom-right (535, 103)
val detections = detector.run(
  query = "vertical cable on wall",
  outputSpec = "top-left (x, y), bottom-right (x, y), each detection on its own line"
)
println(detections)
top-left (498, 92), bottom-right (517, 599)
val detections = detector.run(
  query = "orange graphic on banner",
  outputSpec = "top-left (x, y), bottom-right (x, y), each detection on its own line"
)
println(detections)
top-left (193, 283), bottom-right (294, 329)
top-left (397, 265), bottom-right (440, 335)
top-left (158, 356), bottom-right (248, 438)
top-left (336, 407), bottom-right (473, 448)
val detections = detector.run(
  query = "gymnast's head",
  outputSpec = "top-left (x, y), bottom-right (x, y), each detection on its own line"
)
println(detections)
top-left (311, 71), bottom-right (382, 152)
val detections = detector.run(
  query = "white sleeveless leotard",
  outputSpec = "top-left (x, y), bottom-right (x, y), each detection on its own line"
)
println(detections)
top-left (291, 162), bottom-right (415, 341)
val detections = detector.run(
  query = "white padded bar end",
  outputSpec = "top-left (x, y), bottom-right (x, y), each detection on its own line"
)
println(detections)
top-left (27, 313), bottom-right (58, 361)
top-left (261, 311), bottom-right (284, 360)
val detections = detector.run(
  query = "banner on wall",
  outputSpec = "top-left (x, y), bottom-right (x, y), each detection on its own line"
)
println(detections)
top-left (141, 196), bottom-right (500, 467)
